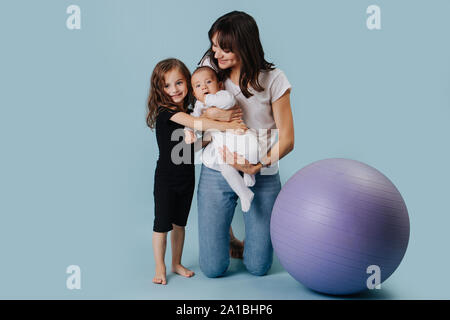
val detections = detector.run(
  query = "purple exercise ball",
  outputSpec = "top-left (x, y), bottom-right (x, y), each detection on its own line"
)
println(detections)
top-left (270, 158), bottom-right (410, 295)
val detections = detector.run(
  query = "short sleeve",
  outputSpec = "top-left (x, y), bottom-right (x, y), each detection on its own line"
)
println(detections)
top-left (192, 101), bottom-right (205, 117)
top-left (270, 70), bottom-right (292, 103)
top-left (157, 107), bottom-right (178, 123)
top-left (205, 90), bottom-right (236, 110)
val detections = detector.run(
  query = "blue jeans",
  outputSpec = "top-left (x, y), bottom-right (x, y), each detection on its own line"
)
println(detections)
top-left (197, 165), bottom-right (281, 277)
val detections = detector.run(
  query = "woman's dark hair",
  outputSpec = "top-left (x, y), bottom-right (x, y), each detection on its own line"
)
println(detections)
top-left (146, 58), bottom-right (193, 129)
top-left (200, 11), bottom-right (275, 98)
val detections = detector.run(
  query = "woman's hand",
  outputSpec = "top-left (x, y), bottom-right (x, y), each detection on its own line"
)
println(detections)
top-left (226, 120), bottom-right (248, 133)
top-left (204, 105), bottom-right (243, 122)
top-left (219, 146), bottom-right (262, 175)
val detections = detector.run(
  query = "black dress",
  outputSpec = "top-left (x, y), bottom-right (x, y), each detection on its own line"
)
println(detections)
top-left (153, 106), bottom-right (195, 233)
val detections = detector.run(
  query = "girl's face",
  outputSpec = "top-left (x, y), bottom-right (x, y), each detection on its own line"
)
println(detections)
top-left (163, 68), bottom-right (189, 106)
top-left (211, 33), bottom-right (240, 70)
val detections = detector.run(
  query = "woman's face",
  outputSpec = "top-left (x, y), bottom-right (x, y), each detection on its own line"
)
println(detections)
top-left (211, 33), bottom-right (240, 70)
top-left (163, 68), bottom-right (188, 106)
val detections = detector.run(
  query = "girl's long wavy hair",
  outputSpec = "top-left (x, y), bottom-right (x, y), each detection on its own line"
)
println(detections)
top-left (146, 58), bottom-right (193, 129)
top-left (200, 11), bottom-right (275, 98)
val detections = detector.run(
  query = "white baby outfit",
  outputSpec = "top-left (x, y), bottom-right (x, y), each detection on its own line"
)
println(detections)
top-left (195, 56), bottom-right (292, 211)
top-left (185, 90), bottom-right (262, 212)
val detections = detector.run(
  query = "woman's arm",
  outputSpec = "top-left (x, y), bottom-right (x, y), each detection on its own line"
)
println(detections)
top-left (220, 90), bottom-right (294, 175)
top-left (261, 89), bottom-right (294, 165)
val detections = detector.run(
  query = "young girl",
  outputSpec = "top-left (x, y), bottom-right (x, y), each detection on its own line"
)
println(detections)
top-left (147, 58), bottom-right (246, 285)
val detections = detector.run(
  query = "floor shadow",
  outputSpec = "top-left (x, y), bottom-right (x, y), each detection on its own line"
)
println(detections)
top-left (224, 255), bottom-right (287, 277)
top-left (267, 256), bottom-right (286, 275)
top-left (225, 258), bottom-right (248, 276)
top-left (302, 285), bottom-right (395, 300)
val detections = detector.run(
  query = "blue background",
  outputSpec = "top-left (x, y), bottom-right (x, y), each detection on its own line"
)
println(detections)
top-left (0, 0), bottom-right (449, 299)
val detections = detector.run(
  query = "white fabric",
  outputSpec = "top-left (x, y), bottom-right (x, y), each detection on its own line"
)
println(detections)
top-left (220, 164), bottom-right (254, 212)
top-left (199, 57), bottom-right (292, 175)
top-left (224, 69), bottom-right (291, 131)
top-left (205, 90), bottom-right (236, 109)
top-left (185, 89), bottom-right (258, 205)
top-left (204, 128), bottom-right (260, 165)
top-left (186, 90), bottom-right (236, 122)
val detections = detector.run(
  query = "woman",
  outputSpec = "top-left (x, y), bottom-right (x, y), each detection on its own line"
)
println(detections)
top-left (198, 11), bottom-right (294, 277)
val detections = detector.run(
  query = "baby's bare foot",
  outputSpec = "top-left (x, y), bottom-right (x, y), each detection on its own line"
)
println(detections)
top-left (230, 238), bottom-right (244, 259)
top-left (172, 264), bottom-right (195, 278)
top-left (153, 264), bottom-right (167, 285)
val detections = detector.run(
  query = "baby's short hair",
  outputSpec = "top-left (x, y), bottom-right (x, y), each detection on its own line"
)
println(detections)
top-left (191, 66), bottom-right (218, 80)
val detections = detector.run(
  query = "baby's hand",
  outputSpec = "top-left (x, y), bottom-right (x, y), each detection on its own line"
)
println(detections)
top-left (184, 130), bottom-right (197, 144)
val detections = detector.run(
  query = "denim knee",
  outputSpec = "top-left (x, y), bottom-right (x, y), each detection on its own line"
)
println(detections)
top-left (244, 257), bottom-right (273, 276)
top-left (200, 260), bottom-right (229, 278)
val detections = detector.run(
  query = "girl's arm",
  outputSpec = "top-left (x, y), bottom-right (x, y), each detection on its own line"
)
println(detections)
top-left (170, 112), bottom-right (247, 132)
top-left (203, 105), bottom-right (243, 122)
top-left (220, 90), bottom-right (294, 175)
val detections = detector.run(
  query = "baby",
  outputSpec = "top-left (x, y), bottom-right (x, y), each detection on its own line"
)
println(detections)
top-left (184, 66), bottom-right (260, 212)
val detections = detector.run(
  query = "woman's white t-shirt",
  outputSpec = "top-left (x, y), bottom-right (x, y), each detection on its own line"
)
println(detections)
top-left (200, 59), bottom-right (292, 174)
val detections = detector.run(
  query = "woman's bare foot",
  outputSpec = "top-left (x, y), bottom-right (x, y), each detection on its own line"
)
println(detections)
top-left (172, 264), bottom-right (195, 278)
top-left (153, 264), bottom-right (167, 285)
top-left (230, 238), bottom-right (244, 259)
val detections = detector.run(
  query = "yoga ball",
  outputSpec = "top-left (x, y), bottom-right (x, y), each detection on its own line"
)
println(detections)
top-left (270, 158), bottom-right (410, 295)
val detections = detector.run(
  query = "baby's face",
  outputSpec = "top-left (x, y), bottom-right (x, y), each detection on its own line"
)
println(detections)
top-left (191, 69), bottom-right (221, 103)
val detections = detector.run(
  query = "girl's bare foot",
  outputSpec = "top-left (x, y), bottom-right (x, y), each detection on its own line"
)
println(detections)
top-left (153, 264), bottom-right (167, 285)
top-left (172, 264), bottom-right (195, 278)
top-left (230, 238), bottom-right (244, 259)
